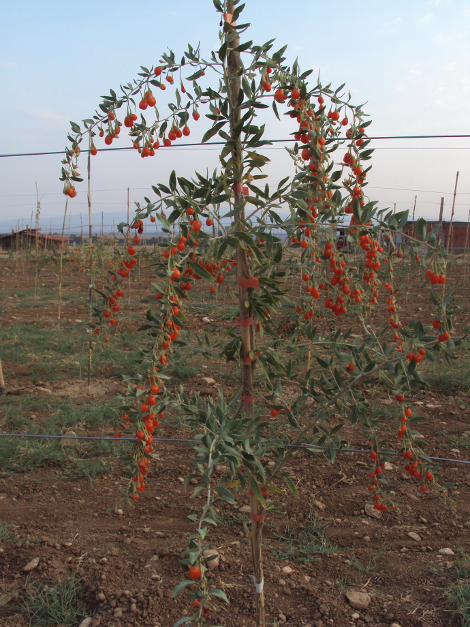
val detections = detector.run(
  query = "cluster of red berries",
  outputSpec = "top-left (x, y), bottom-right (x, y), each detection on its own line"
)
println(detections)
top-left (367, 451), bottom-right (389, 511)
top-left (425, 269), bottom-right (446, 284)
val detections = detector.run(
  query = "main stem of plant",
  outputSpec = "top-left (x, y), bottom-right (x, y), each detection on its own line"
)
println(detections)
top-left (226, 10), bottom-right (265, 626)
top-left (57, 198), bottom-right (68, 325)
top-left (87, 132), bottom-right (93, 396)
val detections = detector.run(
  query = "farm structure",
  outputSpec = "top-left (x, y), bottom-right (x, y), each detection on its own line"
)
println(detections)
top-left (403, 220), bottom-right (469, 250)
top-left (0, 228), bottom-right (71, 252)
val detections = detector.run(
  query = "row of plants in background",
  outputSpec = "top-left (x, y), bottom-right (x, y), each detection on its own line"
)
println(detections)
top-left (61, 1), bottom-right (470, 626)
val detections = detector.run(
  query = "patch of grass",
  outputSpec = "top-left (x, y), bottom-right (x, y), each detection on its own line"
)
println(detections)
top-left (1, 395), bottom-right (118, 433)
top-left (447, 582), bottom-right (470, 627)
top-left (169, 357), bottom-right (199, 381)
top-left (66, 459), bottom-right (110, 486)
top-left (45, 399), bottom-right (118, 431)
top-left (425, 354), bottom-right (470, 394)
top-left (436, 432), bottom-right (470, 449)
top-left (0, 522), bottom-right (13, 542)
top-left (0, 323), bottom-right (142, 382)
top-left (0, 325), bottom-right (81, 381)
top-left (215, 511), bottom-right (249, 530)
top-left (345, 550), bottom-right (385, 574)
top-left (428, 548), bottom-right (470, 626)
top-left (216, 305), bottom-right (239, 321)
top-left (271, 505), bottom-right (337, 562)
top-left (21, 574), bottom-right (91, 627)
top-left (0, 436), bottom-right (67, 474)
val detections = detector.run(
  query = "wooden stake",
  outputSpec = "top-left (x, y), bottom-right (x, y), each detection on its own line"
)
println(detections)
top-left (411, 195), bottom-right (417, 237)
top-left (0, 360), bottom-right (5, 395)
top-left (227, 7), bottom-right (263, 625)
top-left (87, 132), bottom-right (93, 396)
top-left (34, 183), bottom-right (41, 297)
top-left (465, 209), bottom-right (470, 285)
top-left (447, 171), bottom-right (459, 253)
top-left (227, 6), bottom-right (254, 422)
top-left (127, 187), bottom-right (131, 305)
top-left (438, 197), bottom-right (444, 245)
top-left (57, 198), bottom-right (69, 325)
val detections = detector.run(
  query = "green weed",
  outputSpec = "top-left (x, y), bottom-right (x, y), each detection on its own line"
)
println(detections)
top-left (216, 305), bottom-right (239, 321)
top-left (0, 522), bottom-right (13, 542)
top-left (447, 582), bottom-right (470, 627)
top-left (271, 506), bottom-right (337, 562)
top-left (425, 354), bottom-right (470, 394)
top-left (345, 550), bottom-right (386, 574)
top-left (169, 358), bottom-right (199, 381)
top-left (66, 459), bottom-right (110, 487)
top-left (21, 574), bottom-right (91, 627)
top-left (0, 436), bottom-right (67, 474)
top-left (436, 432), bottom-right (470, 449)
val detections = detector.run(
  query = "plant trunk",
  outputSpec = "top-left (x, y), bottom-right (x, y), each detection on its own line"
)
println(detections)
top-left (227, 8), bottom-right (264, 626)
top-left (87, 132), bottom-right (93, 396)
top-left (58, 198), bottom-right (68, 325)
top-left (0, 360), bottom-right (5, 395)
top-left (227, 6), bottom-right (254, 420)
top-left (244, 494), bottom-right (266, 627)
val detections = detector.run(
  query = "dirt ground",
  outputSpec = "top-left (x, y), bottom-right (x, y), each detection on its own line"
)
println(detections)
top-left (1, 254), bottom-right (470, 627)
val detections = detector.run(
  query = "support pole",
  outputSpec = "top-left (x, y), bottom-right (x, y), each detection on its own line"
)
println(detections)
top-left (447, 171), bottom-right (459, 253)
top-left (438, 197), bottom-right (444, 246)
top-left (57, 198), bottom-right (69, 325)
top-left (127, 187), bottom-right (131, 305)
top-left (87, 132), bottom-right (93, 395)
top-left (226, 7), bottom-right (263, 626)
top-left (0, 360), bottom-right (5, 395)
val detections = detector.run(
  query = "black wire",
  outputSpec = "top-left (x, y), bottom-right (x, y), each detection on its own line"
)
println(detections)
top-left (1, 134), bottom-right (470, 159)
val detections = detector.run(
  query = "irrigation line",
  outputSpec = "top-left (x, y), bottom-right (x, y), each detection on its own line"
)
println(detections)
top-left (1, 134), bottom-right (470, 159)
top-left (3, 300), bottom-right (470, 310)
top-left (0, 432), bottom-right (468, 465)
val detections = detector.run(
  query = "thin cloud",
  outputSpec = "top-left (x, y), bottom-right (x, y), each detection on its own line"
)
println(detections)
top-left (3, 61), bottom-right (17, 69)
top-left (384, 17), bottom-right (402, 27)
top-left (22, 107), bottom-right (67, 123)
top-left (439, 61), bottom-right (458, 72)
top-left (422, 13), bottom-right (434, 22)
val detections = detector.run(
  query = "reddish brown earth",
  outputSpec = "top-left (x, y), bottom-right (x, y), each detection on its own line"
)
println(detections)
top-left (1, 256), bottom-right (470, 627)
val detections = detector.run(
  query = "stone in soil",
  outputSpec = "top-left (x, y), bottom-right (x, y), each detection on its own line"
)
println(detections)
top-left (439, 547), bottom-right (455, 555)
top-left (364, 503), bottom-right (381, 519)
top-left (408, 532), bottom-right (421, 541)
top-left (202, 549), bottom-right (219, 569)
top-left (24, 557), bottom-right (39, 572)
top-left (345, 591), bottom-right (371, 611)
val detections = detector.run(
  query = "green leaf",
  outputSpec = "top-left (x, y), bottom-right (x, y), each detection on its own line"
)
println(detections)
top-left (218, 42), bottom-right (228, 61)
top-left (284, 476), bottom-right (298, 497)
top-left (430, 289), bottom-right (440, 306)
top-left (201, 121), bottom-right (227, 144)
top-left (209, 588), bottom-right (229, 603)
top-left (249, 475), bottom-right (266, 508)
top-left (415, 217), bottom-right (427, 240)
top-left (169, 170), bottom-right (177, 192)
top-left (188, 259), bottom-right (215, 282)
top-left (171, 580), bottom-right (194, 598)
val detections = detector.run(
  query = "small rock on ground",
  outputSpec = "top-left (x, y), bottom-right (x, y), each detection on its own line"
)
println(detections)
top-left (24, 557), bottom-right (39, 572)
top-left (439, 547), bottom-right (455, 556)
top-left (365, 503), bottom-right (381, 519)
top-left (345, 590), bottom-right (371, 611)
top-left (408, 532), bottom-right (421, 542)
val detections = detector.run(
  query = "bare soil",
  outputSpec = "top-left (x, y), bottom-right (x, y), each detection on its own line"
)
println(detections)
top-left (1, 257), bottom-right (470, 627)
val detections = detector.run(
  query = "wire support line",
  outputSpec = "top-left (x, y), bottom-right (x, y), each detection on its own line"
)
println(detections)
top-left (1, 134), bottom-right (470, 159)
top-left (0, 432), bottom-right (468, 465)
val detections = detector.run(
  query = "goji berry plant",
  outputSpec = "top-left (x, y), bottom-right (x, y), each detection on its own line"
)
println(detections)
top-left (61, 2), bottom-right (469, 625)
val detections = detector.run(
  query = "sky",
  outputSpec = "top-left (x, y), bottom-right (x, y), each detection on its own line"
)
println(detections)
top-left (1, 0), bottom-right (470, 233)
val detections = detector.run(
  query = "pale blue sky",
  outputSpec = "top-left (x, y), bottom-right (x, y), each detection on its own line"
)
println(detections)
top-left (1, 0), bottom-right (469, 231)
